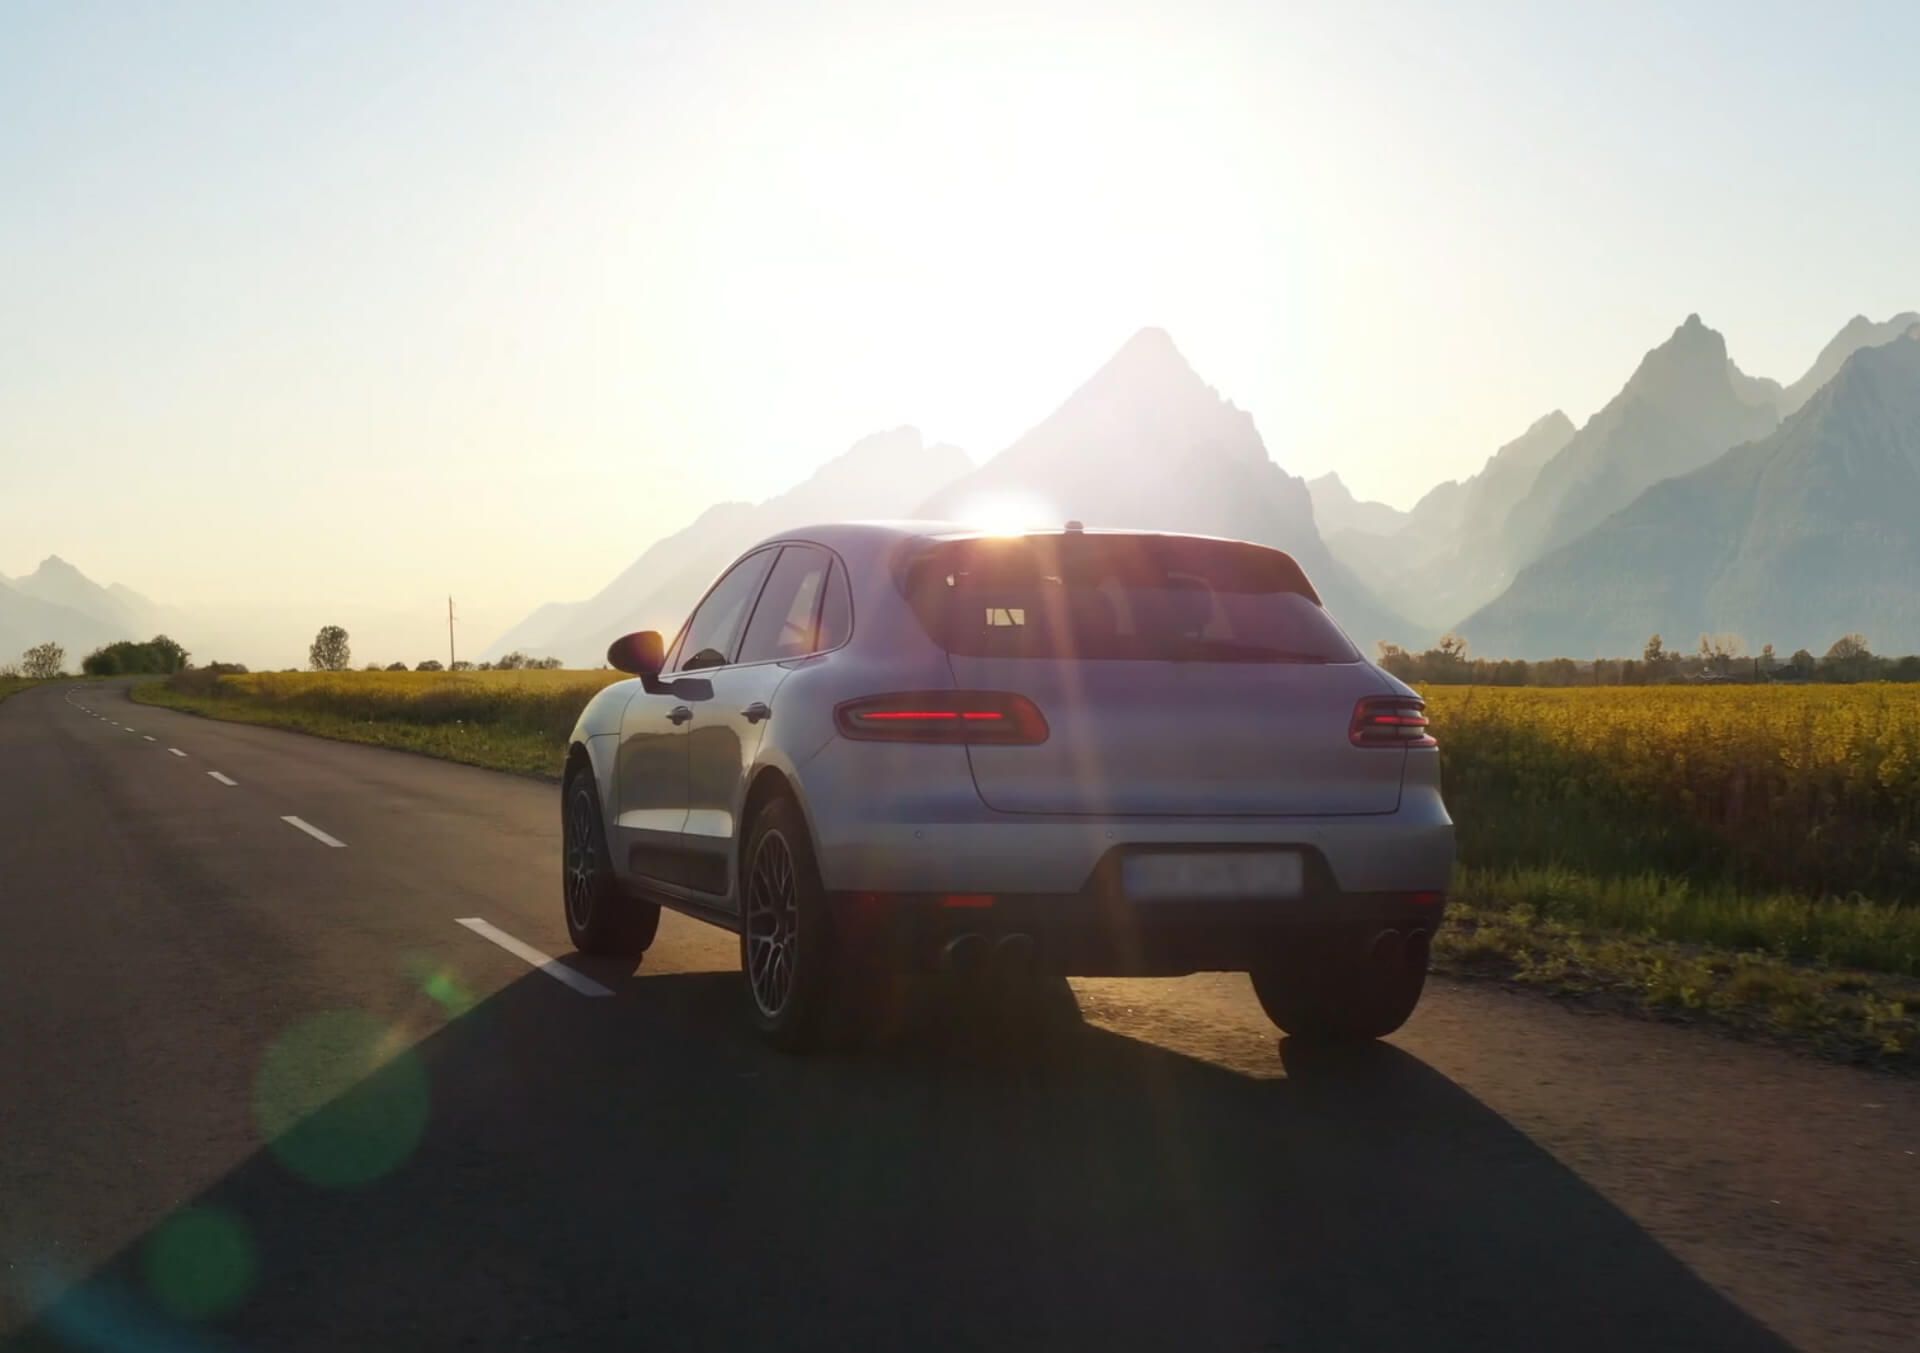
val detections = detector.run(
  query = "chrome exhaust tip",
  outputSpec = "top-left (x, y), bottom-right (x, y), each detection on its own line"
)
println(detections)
top-left (1369, 928), bottom-right (1405, 967)
top-left (941, 933), bottom-right (988, 974)
top-left (993, 932), bottom-right (1037, 975)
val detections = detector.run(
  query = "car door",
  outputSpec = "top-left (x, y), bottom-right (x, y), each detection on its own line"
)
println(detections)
top-left (682, 544), bottom-right (835, 905)
top-left (614, 548), bottom-right (776, 891)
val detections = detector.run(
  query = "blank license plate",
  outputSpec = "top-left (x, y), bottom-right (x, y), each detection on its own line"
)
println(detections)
top-left (1121, 851), bottom-right (1305, 903)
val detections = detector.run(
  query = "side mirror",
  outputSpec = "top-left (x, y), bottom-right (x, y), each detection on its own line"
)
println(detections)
top-left (606, 630), bottom-right (665, 678)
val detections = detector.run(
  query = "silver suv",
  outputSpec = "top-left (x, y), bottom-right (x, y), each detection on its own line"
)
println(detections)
top-left (562, 523), bottom-right (1452, 1050)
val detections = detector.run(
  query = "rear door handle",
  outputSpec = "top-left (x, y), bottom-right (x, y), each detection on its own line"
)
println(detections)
top-left (667, 706), bottom-right (692, 725)
top-left (742, 702), bottom-right (772, 724)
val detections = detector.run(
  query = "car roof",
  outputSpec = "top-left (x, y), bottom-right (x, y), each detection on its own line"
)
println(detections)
top-left (741, 521), bottom-right (1319, 605)
top-left (755, 520), bottom-right (1290, 552)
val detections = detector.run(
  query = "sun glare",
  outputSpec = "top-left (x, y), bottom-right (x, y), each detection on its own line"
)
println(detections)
top-left (951, 493), bottom-right (1058, 536)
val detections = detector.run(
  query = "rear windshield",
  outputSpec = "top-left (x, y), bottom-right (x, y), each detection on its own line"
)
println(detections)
top-left (902, 535), bottom-right (1359, 663)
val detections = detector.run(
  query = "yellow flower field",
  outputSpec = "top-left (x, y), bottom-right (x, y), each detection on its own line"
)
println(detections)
top-left (1424, 684), bottom-right (1920, 905)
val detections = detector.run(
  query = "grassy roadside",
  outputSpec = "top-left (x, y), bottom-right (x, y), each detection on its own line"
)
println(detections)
top-left (0, 676), bottom-right (83, 705)
top-left (134, 677), bottom-right (606, 779)
top-left (1434, 898), bottom-right (1917, 1069)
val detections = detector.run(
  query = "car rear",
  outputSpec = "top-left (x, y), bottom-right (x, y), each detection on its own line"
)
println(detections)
top-left (791, 528), bottom-right (1451, 995)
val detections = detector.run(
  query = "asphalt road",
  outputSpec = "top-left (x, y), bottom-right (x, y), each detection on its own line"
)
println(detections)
top-left (1, 679), bottom-right (1913, 1352)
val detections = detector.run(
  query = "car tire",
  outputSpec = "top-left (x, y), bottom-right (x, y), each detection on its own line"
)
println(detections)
top-left (1248, 930), bottom-right (1428, 1041)
top-left (562, 768), bottom-right (661, 956)
top-left (739, 794), bottom-right (837, 1053)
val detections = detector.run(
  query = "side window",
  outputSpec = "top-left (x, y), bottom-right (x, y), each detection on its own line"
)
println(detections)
top-left (675, 551), bottom-right (776, 671)
top-left (817, 559), bottom-right (853, 650)
top-left (738, 546), bottom-right (831, 663)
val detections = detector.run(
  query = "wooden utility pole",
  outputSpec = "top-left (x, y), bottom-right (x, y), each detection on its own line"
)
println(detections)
top-left (448, 597), bottom-right (456, 670)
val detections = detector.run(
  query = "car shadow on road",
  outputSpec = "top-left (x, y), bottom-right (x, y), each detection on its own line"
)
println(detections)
top-left (6, 968), bottom-right (1792, 1353)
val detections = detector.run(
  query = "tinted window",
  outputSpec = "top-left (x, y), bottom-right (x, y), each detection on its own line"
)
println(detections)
top-left (676, 550), bottom-right (776, 670)
top-left (817, 560), bottom-right (853, 650)
top-left (738, 546), bottom-right (831, 663)
top-left (903, 535), bottom-right (1357, 663)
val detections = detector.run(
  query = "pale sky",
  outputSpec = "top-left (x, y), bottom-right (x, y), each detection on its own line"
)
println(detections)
top-left (4, 0), bottom-right (1917, 663)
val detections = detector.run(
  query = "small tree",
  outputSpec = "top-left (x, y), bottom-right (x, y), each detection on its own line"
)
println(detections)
top-left (146, 634), bottom-right (190, 672)
top-left (493, 651), bottom-right (529, 671)
top-left (21, 642), bottom-right (65, 679)
top-left (1789, 648), bottom-right (1817, 677)
top-left (1643, 634), bottom-right (1666, 665)
top-left (1697, 633), bottom-right (1746, 676)
top-left (385, 661), bottom-right (408, 671)
top-left (450, 660), bottom-right (474, 672)
top-left (1824, 633), bottom-right (1874, 682)
top-left (1374, 642), bottom-right (1415, 680)
top-left (309, 625), bottom-right (351, 671)
top-left (415, 659), bottom-right (445, 672)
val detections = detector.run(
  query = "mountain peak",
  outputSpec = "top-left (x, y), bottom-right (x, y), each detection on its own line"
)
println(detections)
top-left (1114, 325), bottom-right (1179, 361)
top-left (1526, 409), bottom-right (1575, 441)
top-left (1670, 312), bottom-right (1722, 349)
top-left (806, 426), bottom-right (971, 492)
top-left (1487, 410), bottom-right (1577, 473)
top-left (1625, 314), bottom-right (1733, 396)
top-left (1078, 326), bottom-right (1208, 402)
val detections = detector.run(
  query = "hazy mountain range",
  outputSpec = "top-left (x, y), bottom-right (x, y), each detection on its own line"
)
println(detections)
top-left (1461, 329), bottom-right (1920, 656)
top-left (485, 428), bottom-right (971, 664)
top-left (16, 310), bottom-right (1920, 669)
top-left (915, 327), bottom-right (1412, 648)
top-left (1310, 311), bottom-right (1920, 654)
top-left (0, 557), bottom-right (166, 667)
top-left (488, 327), bottom-right (1412, 666)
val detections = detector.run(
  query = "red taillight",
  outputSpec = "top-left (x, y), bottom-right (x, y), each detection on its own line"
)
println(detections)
top-left (940, 893), bottom-right (996, 909)
top-left (835, 691), bottom-right (1049, 744)
top-left (1350, 696), bottom-right (1436, 748)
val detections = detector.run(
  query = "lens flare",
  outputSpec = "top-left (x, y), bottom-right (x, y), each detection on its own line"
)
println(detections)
top-left (950, 493), bottom-right (1056, 536)
top-left (252, 1010), bottom-right (429, 1188)
top-left (142, 1206), bottom-right (257, 1320)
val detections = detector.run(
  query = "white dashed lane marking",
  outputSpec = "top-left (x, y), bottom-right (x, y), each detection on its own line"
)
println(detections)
top-left (454, 918), bottom-right (614, 998)
top-left (281, 816), bottom-right (346, 849)
top-left (168, 748), bottom-right (187, 757)
top-left (207, 771), bottom-right (238, 786)
top-left (142, 735), bottom-right (156, 742)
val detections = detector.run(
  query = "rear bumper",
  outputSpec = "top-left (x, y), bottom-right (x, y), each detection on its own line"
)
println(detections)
top-left (810, 788), bottom-right (1454, 898)
top-left (827, 886), bottom-right (1448, 977)
top-left (791, 738), bottom-right (1451, 973)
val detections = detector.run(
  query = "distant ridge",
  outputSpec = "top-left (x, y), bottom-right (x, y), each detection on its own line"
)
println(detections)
top-left (483, 429), bottom-right (970, 665)
top-left (1307, 474), bottom-right (1408, 538)
top-left (1460, 329), bottom-right (1920, 656)
top-left (1498, 314), bottom-right (1782, 574)
top-left (0, 557), bottom-right (166, 664)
